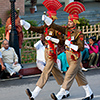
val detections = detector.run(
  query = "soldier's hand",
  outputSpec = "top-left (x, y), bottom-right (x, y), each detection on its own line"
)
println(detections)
top-left (42, 15), bottom-right (53, 26)
top-left (45, 36), bottom-right (51, 40)
top-left (42, 15), bottom-right (47, 21)
top-left (65, 39), bottom-right (71, 46)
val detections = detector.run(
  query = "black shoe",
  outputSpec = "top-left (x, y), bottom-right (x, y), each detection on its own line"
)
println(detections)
top-left (51, 93), bottom-right (58, 100)
top-left (62, 93), bottom-right (70, 99)
top-left (82, 94), bottom-right (94, 100)
top-left (25, 89), bottom-right (34, 100)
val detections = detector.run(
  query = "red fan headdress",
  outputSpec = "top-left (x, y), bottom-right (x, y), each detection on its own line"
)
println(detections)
top-left (64, 1), bottom-right (85, 24)
top-left (43, 0), bottom-right (62, 19)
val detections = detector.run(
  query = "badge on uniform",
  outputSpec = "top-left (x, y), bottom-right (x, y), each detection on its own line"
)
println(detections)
top-left (79, 35), bottom-right (84, 41)
top-left (49, 31), bottom-right (53, 35)
top-left (71, 36), bottom-right (74, 40)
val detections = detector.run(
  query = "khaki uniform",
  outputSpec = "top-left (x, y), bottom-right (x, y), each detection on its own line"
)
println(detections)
top-left (50, 23), bottom-right (88, 90)
top-left (29, 25), bottom-right (64, 88)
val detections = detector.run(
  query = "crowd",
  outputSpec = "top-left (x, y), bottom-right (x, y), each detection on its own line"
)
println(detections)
top-left (81, 36), bottom-right (100, 69)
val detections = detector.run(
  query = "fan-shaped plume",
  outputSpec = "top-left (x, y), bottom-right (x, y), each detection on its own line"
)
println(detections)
top-left (64, 1), bottom-right (85, 14)
top-left (43, 0), bottom-right (62, 11)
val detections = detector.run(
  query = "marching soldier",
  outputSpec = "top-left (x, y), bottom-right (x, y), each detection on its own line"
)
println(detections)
top-left (43, 1), bottom-right (94, 100)
top-left (20, 0), bottom-right (69, 100)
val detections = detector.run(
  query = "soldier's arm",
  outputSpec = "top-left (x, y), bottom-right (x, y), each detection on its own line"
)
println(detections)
top-left (20, 19), bottom-right (44, 34)
top-left (50, 23), bottom-right (66, 34)
top-left (29, 25), bottom-right (44, 34)
top-left (76, 33), bottom-right (84, 51)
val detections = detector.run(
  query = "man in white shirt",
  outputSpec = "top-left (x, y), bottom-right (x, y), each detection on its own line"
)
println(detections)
top-left (34, 34), bottom-right (46, 71)
top-left (0, 39), bottom-right (22, 79)
top-left (0, 51), bottom-right (6, 79)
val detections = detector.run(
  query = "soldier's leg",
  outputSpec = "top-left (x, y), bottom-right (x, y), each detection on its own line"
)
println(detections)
top-left (53, 58), bottom-right (79, 100)
top-left (51, 63), bottom-right (64, 85)
top-left (26, 58), bottom-right (54, 99)
top-left (75, 63), bottom-right (93, 100)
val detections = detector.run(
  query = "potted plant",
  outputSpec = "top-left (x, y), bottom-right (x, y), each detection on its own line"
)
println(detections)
top-left (26, 0), bottom-right (37, 14)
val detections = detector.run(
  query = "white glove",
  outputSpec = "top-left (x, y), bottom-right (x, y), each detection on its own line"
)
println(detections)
top-left (42, 15), bottom-right (46, 21)
top-left (70, 44), bottom-right (78, 51)
top-left (42, 15), bottom-right (53, 26)
top-left (45, 36), bottom-right (59, 44)
top-left (45, 36), bottom-right (51, 40)
top-left (65, 39), bottom-right (71, 46)
top-left (65, 39), bottom-right (78, 51)
top-left (51, 37), bottom-right (59, 44)
top-left (20, 20), bottom-right (31, 30)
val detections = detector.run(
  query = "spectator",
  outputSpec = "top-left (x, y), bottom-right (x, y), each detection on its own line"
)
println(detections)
top-left (34, 34), bottom-right (46, 71)
top-left (31, 0), bottom-right (37, 12)
top-left (0, 52), bottom-right (9, 79)
top-left (5, 10), bottom-right (23, 55)
top-left (0, 39), bottom-right (22, 79)
top-left (88, 36), bottom-right (99, 68)
top-left (97, 37), bottom-right (100, 52)
top-left (97, 37), bottom-right (100, 67)
top-left (81, 40), bottom-right (89, 71)
top-left (81, 40), bottom-right (90, 63)
top-left (57, 41), bottom-right (69, 72)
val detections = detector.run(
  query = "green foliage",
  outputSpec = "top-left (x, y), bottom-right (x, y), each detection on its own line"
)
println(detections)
top-left (22, 20), bottom-right (38, 36)
top-left (0, 25), bottom-right (5, 39)
top-left (26, 20), bottom-right (37, 26)
top-left (0, 18), bottom-right (2, 27)
top-left (0, 18), bottom-right (1, 25)
top-left (95, 22), bottom-right (100, 25)
top-left (77, 17), bottom-right (90, 29)
top-left (0, 25), bottom-right (5, 47)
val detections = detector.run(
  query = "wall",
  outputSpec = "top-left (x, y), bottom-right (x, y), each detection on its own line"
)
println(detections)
top-left (0, 0), bottom-right (25, 25)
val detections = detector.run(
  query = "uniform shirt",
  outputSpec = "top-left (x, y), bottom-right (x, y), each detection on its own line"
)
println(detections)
top-left (50, 23), bottom-right (84, 51)
top-left (29, 25), bottom-right (59, 61)
top-left (0, 47), bottom-right (18, 64)
top-left (34, 40), bottom-right (45, 63)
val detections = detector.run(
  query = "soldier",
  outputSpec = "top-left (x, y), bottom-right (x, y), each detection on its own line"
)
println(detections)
top-left (20, 0), bottom-right (69, 100)
top-left (43, 1), bottom-right (94, 100)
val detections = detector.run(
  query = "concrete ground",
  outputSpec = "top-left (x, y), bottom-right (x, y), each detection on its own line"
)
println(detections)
top-left (0, 68), bottom-right (100, 100)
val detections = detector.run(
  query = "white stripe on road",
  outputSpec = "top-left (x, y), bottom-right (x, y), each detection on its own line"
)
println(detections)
top-left (68, 95), bottom-right (100, 100)
top-left (0, 74), bottom-right (41, 82)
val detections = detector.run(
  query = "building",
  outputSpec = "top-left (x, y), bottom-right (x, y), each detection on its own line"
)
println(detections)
top-left (0, 0), bottom-right (24, 25)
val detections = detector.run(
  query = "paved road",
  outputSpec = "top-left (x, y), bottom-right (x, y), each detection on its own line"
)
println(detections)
top-left (0, 68), bottom-right (100, 100)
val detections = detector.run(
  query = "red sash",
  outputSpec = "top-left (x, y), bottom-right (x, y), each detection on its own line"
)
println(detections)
top-left (66, 28), bottom-right (80, 61)
top-left (45, 28), bottom-right (57, 62)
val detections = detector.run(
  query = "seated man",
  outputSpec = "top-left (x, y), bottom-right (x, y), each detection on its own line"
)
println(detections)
top-left (0, 39), bottom-right (22, 79)
top-left (0, 51), bottom-right (8, 79)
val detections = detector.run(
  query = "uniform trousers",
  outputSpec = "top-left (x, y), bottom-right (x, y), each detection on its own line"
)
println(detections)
top-left (36, 49), bottom-right (64, 88)
top-left (62, 52), bottom-right (88, 90)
